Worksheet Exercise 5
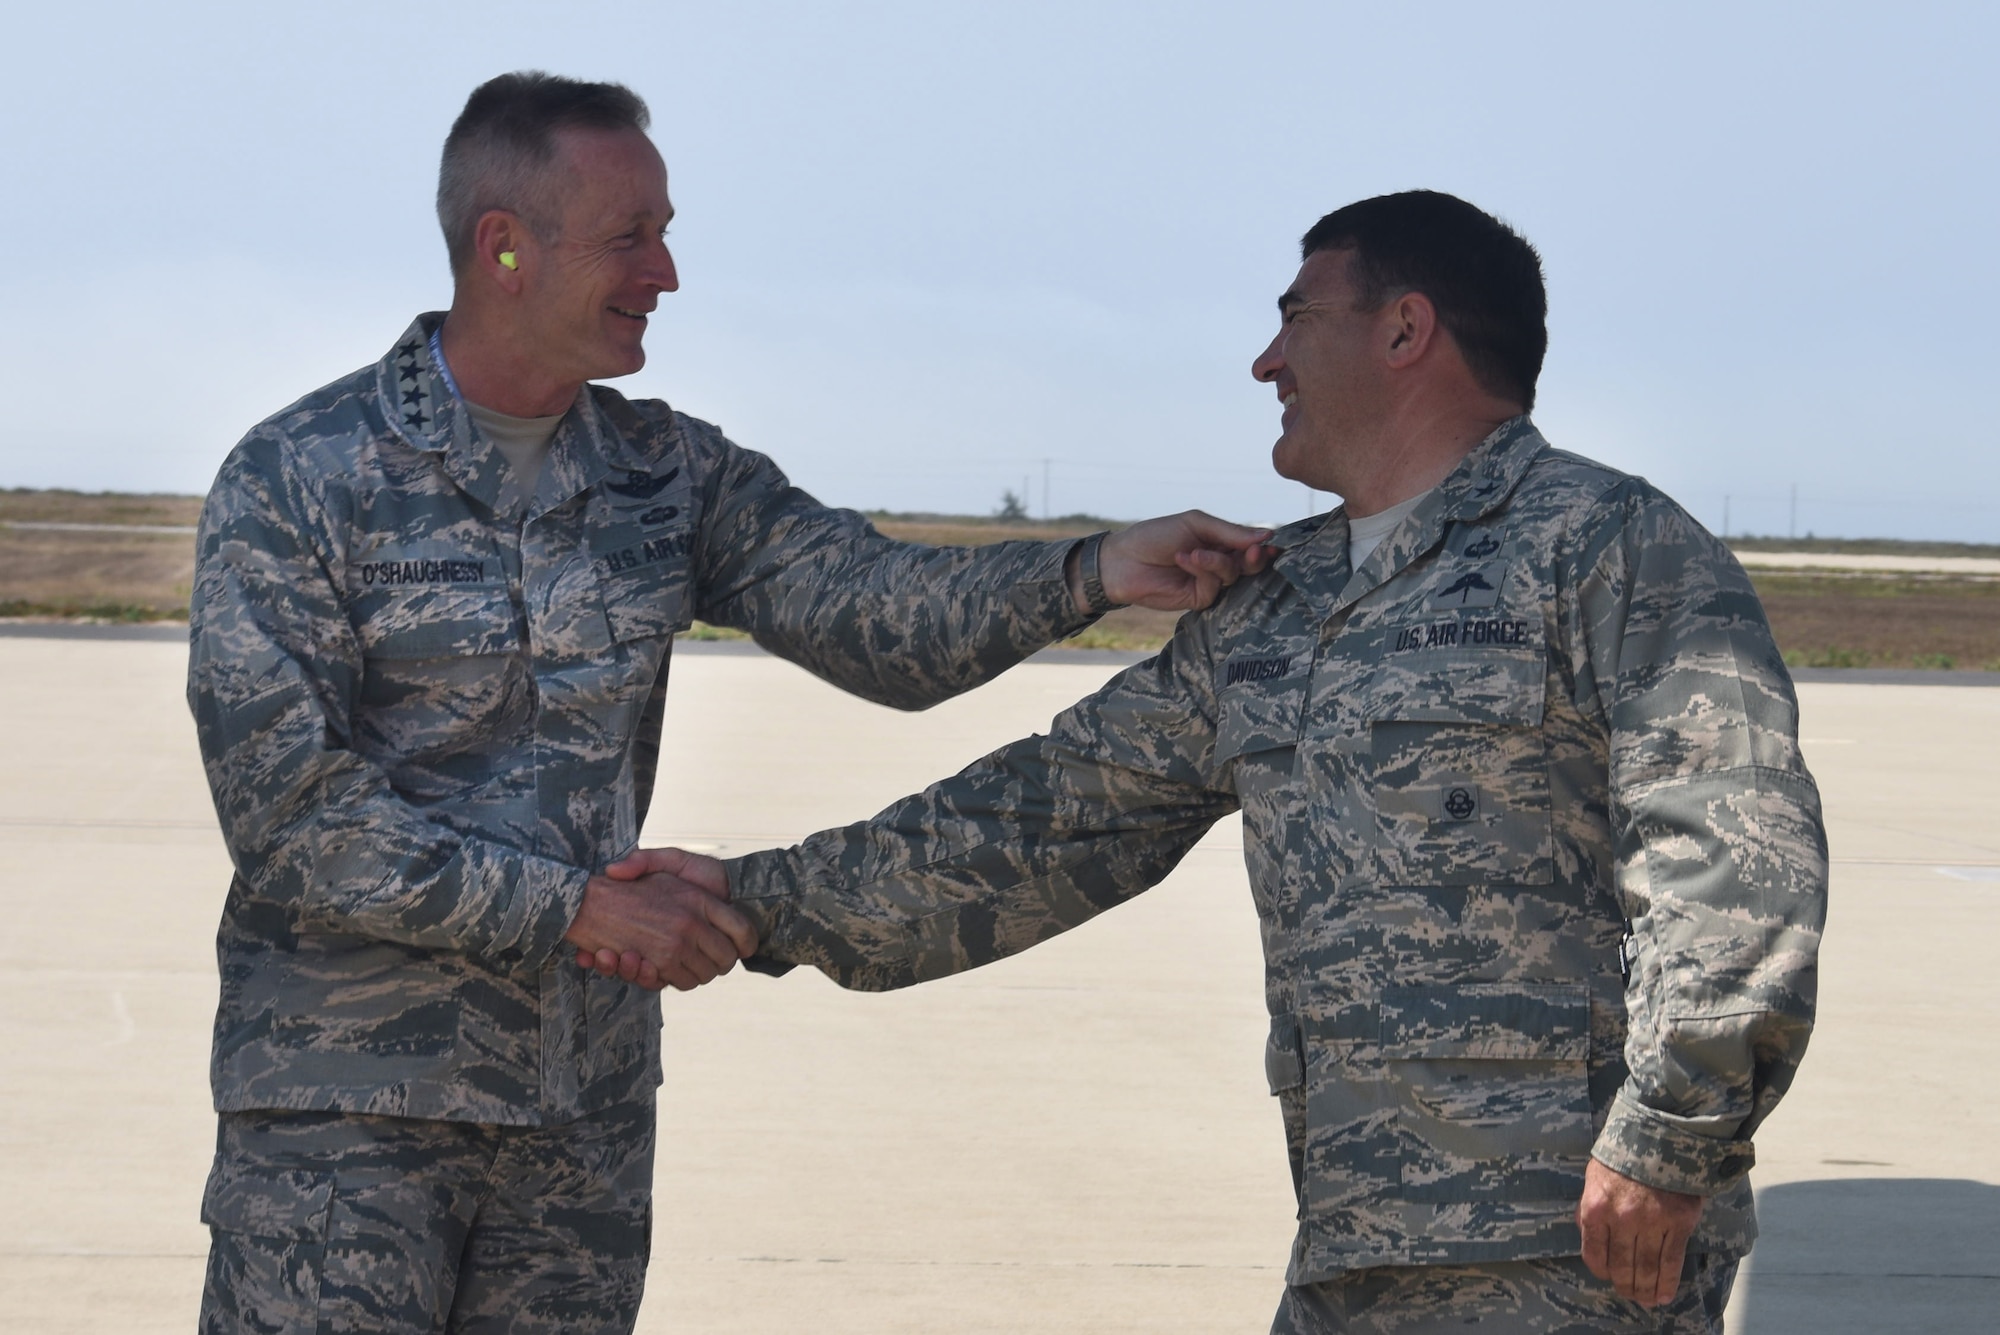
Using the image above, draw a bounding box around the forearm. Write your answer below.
[721,531,1093,709]
[729,641,1237,988]
[198,695,593,961]
[729,772,1221,990]
[1594,765,1827,1195]
[691,435,1095,710]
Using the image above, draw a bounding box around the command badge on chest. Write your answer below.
[1436,778,1481,823]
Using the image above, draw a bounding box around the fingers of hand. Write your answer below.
[685,920,741,980]
[681,850,731,899]
[1579,1218,1609,1281]
[660,960,703,992]
[1578,1191,1695,1308]
[1606,1221,1640,1302]
[1177,509,1273,546]
[1651,1233,1687,1307]
[579,945,666,992]
[605,847,730,899]
[706,897,760,958]
[600,848,667,880]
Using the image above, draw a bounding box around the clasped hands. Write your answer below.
[563,846,744,992]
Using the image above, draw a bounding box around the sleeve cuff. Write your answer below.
[1592,1089,1756,1197]
[724,847,803,946]
[483,853,592,965]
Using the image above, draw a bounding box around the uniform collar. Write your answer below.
[374,313,624,523]
[1272,415,1547,621]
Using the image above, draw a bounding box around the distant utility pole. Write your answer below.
[1790,485,1798,540]
[1040,458,1052,521]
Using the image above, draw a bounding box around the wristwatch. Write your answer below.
[1076,531,1119,616]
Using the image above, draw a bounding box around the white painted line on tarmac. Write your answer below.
[1936,866,2000,882]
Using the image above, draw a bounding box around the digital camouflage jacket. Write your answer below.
[189,313,1096,1126]
[729,418,1829,1282]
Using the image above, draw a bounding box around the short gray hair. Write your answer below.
[437,71,651,274]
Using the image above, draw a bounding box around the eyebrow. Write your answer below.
[1277,288,1303,315]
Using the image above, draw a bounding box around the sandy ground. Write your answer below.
[0,633,1994,1333]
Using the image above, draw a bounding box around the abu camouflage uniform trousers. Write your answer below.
[188,314,1101,1331]
[200,1102,653,1334]
[1269,1254,1737,1334]
[730,417,1827,1320]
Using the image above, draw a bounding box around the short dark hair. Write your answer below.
[1301,191,1546,410]
[437,72,651,274]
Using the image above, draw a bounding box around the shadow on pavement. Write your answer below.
[1735,1178,2000,1333]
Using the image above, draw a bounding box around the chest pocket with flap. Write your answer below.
[1366,648,1552,886]
[588,479,695,645]
[347,544,518,661]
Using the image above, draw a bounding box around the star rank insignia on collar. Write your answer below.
[395,351,432,434]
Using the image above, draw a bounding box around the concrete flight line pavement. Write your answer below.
[0,630,1994,1333]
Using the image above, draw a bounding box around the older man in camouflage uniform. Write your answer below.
[629,192,1828,1332]
[187,72,1272,1333]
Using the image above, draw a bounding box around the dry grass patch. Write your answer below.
[0,527,196,620]
[0,488,203,527]
[1751,572,2000,670]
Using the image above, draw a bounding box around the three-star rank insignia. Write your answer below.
[395,347,433,434]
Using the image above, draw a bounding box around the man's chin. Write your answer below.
[589,347,647,381]
[1271,436,1306,484]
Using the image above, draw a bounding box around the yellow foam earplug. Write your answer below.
[498,251,518,270]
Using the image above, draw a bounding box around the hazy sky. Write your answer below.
[4,1,1995,538]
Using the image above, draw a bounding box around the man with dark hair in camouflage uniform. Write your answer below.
[188,70,1273,1333]
[617,190,1829,1332]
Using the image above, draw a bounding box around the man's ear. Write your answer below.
[1382,291,1439,369]
[472,210,527,291]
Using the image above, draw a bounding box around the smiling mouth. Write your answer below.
[611,306,649,321]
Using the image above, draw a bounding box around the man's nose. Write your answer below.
[646,239,680,293]
[1251,334,1283,383]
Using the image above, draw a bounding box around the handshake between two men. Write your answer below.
[561,506,1278,991]
[565,845,745,991]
